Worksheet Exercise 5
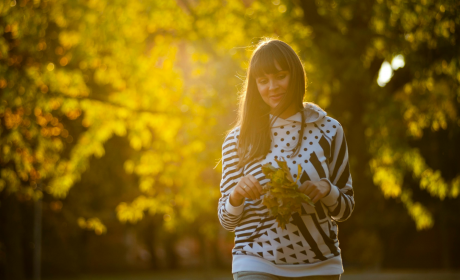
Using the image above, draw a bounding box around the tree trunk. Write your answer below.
[2,194,25,280]
[164,232,178,270]
[142,218,160,270]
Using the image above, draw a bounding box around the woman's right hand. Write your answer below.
[229,175,263,206]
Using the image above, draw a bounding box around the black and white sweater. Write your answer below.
[218,102,354,277]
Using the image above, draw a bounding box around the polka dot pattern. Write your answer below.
[236,108,343,265]
[262,114,340,181]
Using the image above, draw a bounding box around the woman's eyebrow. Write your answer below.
[255,70,288,79]
[264,70,289,75]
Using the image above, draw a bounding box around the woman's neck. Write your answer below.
[271,104,300,120]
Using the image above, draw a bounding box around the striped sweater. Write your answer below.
[217,102,354,277]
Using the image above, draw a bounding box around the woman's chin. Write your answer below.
[268,103,281,112]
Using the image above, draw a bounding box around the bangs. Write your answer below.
[250,44,290,78]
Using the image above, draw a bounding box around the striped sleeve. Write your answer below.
[320,124,355,222]
[217,129,245,232]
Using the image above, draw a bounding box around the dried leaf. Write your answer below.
[274,157,294,183]
[261,159,315,228]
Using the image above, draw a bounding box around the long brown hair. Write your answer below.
[230,38,308,169]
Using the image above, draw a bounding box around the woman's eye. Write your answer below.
[278,75,286,79]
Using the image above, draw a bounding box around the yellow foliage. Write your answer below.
[139,177,155,194]
[123,160,135,174]
[0,0,457,238]
[420,169,448,200]
[116,196,161,224]
[77,217,107,235]
[373,166,402,198]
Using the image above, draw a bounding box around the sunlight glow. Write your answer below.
[377,61,393,87]
[377,54,405,87]
[391,54,405,70]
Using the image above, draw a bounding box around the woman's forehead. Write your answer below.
[252,58,288,77]
[257,69,288,78]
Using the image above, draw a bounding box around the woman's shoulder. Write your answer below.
[223,126,241,145]
[314,115,343,137]
[317,115,342,126]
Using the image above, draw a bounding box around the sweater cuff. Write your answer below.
[319,178,340,207]
[225,198,245,216]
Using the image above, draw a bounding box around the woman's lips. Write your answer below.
[270,94,284,101]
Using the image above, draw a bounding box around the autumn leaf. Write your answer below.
[272,169,286,185]
[274,157,294,183]
[261,159,314,229]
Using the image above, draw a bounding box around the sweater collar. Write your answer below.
[269,102,327,128]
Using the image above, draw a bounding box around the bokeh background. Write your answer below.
[1,0,459,279]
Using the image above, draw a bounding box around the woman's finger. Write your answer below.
[241,179,257,200]
[239,183,253,200]
[302,182,317,197]
[247,181,260,200]
[311,193,322,204]
[248,175,263,195]
[235,179,250,198]
[307,189,318,200]
[298,181,311,193]
[248,175,262,196]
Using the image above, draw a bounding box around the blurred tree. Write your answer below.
[175,0,460,268]
[1,0,459,277]
[0,0,225,277]
[290,0,460,230]
[290,0,460,268]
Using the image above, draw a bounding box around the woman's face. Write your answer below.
[255,61,290,111]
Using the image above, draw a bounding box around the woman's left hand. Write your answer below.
[298,180,331,204]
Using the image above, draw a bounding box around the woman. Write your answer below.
[218,39,354,280]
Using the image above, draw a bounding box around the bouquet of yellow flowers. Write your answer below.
[261,157,315,229]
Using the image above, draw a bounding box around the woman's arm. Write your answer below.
[217,129,245,232]
[319,123,355,222]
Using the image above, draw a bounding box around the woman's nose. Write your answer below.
[268,79,278,90]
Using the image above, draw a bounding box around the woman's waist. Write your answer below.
[233,208,338,257]
[236,202,332,233]
[231,250,343,276]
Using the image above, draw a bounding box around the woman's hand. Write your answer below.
[229,175,263,206]
[298,179,331,204]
